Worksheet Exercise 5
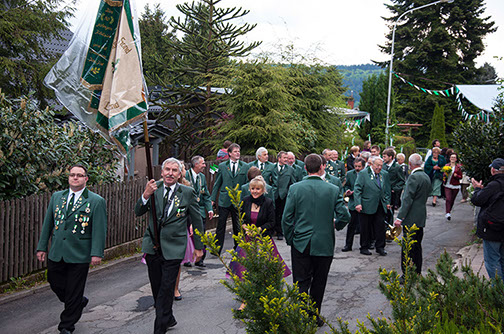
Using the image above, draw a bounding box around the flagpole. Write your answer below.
[143,120,160,251]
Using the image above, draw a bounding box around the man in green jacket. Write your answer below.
[323,149,338,177]
[287,151,306,182]
[271,151,296,240]
[354,156,391,256]
[394,154,431,276]
[331,150,346,183]
[282,154,350,326]
[37,164,107,334]
[186,155,214,267]
[342,157,366,252]
[248,147,274,184]
[211,143,249,253]
[136,158,204,333]
[383,148,406,220]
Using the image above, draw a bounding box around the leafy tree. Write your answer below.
[379,0,496,146]
[453,100,504,184]
[0,0,74,105]
[0,93,119,200]
[429,103,447,148]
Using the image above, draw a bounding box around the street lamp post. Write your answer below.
[385,0,454,145]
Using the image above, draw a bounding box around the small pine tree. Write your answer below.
[429,103,448,148]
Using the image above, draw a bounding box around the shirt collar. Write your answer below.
[69,187,85,201]
[190,168,198,181]
[411,167,423,173]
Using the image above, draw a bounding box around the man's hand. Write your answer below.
[394,219,402,228]
[344,190,353,196]
[355,204,362,213]
[471,178,483,189]
[193,249,204,263]
[386,204,391,210]
[90,256,102,266]
[36,251,46,262]
[143,179,158,200]
[208,211,214,220]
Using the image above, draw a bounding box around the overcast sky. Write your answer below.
[74,0,504,77]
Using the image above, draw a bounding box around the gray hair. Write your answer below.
[287,151,295,158]
[360,151,371,161]
[191,155,204,167]
[322,149,330,155]
[255,147,268,160]
[161,158,183,172]
[409,153,423,167]
[397,153,406,160]
[369,155,383,165]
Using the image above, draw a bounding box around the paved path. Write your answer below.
[0,194,483,333]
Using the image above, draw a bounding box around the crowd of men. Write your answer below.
[39,140,504,334]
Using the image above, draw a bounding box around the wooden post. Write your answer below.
[143,120,160,251]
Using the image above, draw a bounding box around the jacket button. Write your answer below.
[63,238,66,240]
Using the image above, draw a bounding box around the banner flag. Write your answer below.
[45,0,147,155]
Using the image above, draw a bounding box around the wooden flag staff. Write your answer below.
[143,119,160,251]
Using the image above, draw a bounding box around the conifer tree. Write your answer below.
[379,0,496,146]
[429,103,447,148]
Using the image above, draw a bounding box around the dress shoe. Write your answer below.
[167,317,177,329]
[432,201,436,207]
[174,294,182,301]
[341,246,352,252]
[81,296,89,309]
[277,235,284,240]
[183,262,192,267]
[194,260,206,268]
[316,317,324,327]
[377,249,387,256]
[360,249,372,255]
[60,329,72,334]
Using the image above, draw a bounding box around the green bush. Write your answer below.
[0,92,119,200]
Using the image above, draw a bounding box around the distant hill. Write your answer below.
[336,64,384,106]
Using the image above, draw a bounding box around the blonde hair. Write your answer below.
[432,147,441,154]
[249,176,267,194]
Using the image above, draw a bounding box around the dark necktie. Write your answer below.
[280,165,284,172]
[163,188,170,209]
[232,162,236,176]
[195,175,199,191]
[376,173,381,188]
[66,193,75,217]
[260,163,264,171]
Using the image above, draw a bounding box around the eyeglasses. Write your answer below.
[69,173,86,178]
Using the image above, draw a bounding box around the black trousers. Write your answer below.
[359,205,386,252]
[291,243,333,313]
[146,253,182,334]
[274,197,287,236]
[344,210,360,249]
[47,259,89,332]
[401,227,424,275]
[216,205,239,255]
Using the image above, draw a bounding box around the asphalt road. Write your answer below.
[0,193,475,334]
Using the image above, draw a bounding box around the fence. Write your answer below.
[0,179,149,283]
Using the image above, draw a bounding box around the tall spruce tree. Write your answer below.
[380,0,496,146]
[0,0,73,103]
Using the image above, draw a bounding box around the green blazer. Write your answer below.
[211,160,249,207]
[335,159,346,182]
[324,173,344,196]
[241,182,275,204]
[282,176,350,256]
[186,169,212,219]
[344,169,359,211]
[397,168,431,228]
[325,160,338,177]
[249,159,274,185]
[37,188,107,263]
[383,160,406,192]
[270,163,296,200]
[291,163,305,182]
[353,167,391,214]
[135,182,204,260]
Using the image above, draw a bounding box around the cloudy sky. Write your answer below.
[74,0,504,77]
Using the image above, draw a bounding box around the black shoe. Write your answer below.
[167,317,177,328]
[183,262,192,267]
[377,249,387,256]
[81,296,89,309]
[432,201,436,207]
[60,329,72,334]
[341,246,352,252]
[360,249,372,255]
[277,235,284,240]
[316,317,324,327]
[369,241,375,250]
[174,294,182,301]
[194,260,206,268]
